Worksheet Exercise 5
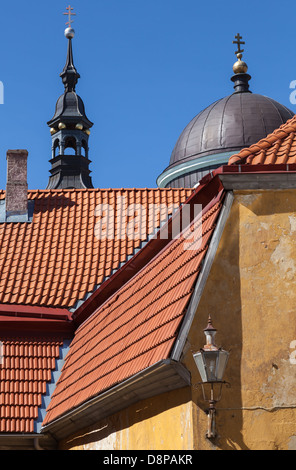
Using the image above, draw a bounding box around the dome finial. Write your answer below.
[63,4,76,39]
[231,33,251,93]
[232,33,248,74]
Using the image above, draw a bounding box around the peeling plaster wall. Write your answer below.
[184,189,296,450]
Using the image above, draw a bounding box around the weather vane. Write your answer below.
[232,33,245,56]
[63,5,76,28]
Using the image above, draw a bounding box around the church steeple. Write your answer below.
[47,7,94,190]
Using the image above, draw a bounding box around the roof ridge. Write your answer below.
[27,187,193,192]
[228,114,296,165]
[1,188,194,195]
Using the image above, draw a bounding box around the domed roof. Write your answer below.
[48,91,93,129]
[169,93,294,167]
[157,38,295,188]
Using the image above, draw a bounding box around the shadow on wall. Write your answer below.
[188,198,248,450]
[58,387,192,450]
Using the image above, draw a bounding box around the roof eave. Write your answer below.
[214,164,296,190]
[0,433,57,450]
[0,304,74,336]
[41,359,191,441]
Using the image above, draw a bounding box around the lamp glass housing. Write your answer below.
[193,349,229,383]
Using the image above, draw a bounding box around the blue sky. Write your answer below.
[0,0,295,190]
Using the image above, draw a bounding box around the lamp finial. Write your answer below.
[203,315,218,350]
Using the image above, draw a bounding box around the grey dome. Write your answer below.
[170,93,294,166]
[157,75,294,188]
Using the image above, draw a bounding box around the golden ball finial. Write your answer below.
[233,53,248,74]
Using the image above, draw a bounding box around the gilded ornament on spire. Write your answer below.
[232,33,248,74]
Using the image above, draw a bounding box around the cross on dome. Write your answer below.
[232,33,245,55]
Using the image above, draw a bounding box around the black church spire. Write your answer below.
[47,7,94,190]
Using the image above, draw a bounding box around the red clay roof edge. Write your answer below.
[213,163,296,175]
[0,304,73,336]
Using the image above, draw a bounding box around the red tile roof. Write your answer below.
[0,335,64,433]
[42,192,224,426]
[0,305,72,433]
[228,115,296,165]
[0,188,193,309]
[0,187,193,434]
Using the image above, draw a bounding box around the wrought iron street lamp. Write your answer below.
[193,315,229,439]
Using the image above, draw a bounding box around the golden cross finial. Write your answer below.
[63,5,76,28]
[232,33,245,56]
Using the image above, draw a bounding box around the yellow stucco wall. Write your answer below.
[59,387,193,450]
[59,189,296,450]
[184,189,296,450]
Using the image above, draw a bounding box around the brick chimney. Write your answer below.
[6,150,28,219]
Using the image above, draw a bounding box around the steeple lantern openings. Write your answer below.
[47,6,94,190]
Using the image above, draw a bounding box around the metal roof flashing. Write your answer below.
[0,200,34,223]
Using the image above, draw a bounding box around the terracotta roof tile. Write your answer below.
[228,115,296,165]
[0,188,193,309]
[42,195,223,426]
[0,336,65,433]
